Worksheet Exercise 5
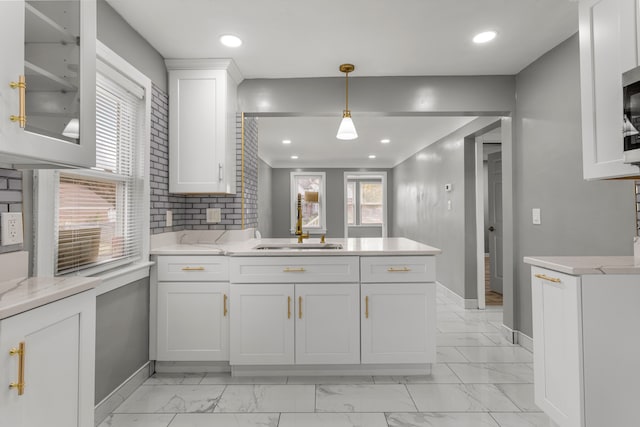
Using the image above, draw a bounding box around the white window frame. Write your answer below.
[290,171,327,235]
[34,41,152,295]
[343,171,387,238]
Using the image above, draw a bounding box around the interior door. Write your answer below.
[487,151,503,294]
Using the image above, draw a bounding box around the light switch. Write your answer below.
[447,200,452,211]
[532,208,541,225]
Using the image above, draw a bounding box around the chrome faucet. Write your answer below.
[295,193,309,243]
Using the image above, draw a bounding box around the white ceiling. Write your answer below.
[106,0,578,167]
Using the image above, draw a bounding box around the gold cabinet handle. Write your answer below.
[287,296,292,319]
[9,342,25,396]
[298,296,302,319]
[9,76,26,128]
[365,296,369,319]
[388,267,411,272]
[223,294,228,316]
[535,273,561,283]
[182,266,205,271]
[283,267,305,273]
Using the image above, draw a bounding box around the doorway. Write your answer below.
[343,172,387,238]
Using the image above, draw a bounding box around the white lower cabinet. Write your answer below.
[157,282,229,361]
[361,283,436,364]
[230,284,295,365]
[0,290,95,427]
[531,266,640,427]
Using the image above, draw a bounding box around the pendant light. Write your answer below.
[336,63,358,140]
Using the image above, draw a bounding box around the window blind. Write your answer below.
[55,69,144,274]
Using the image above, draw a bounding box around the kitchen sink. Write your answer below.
[253,243,343,250]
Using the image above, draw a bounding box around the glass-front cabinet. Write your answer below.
[0,0,96,168]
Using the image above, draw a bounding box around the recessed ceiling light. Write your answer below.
[291,155,299,159]
[368,155,376,159]
[380,139,390,144]
[220,34,243,48]
[473,31,497,44]
[282,139,292,144]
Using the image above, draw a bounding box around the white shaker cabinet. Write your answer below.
[0,290,95,427]
[0,0,96,169]
[155,256,230,361]
[531,266,640,427]
[579,0,640,179]
[165,59,243,194]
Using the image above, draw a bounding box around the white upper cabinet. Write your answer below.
[0,0,96,169]
[165,59,243,194]
[579,0,640,179]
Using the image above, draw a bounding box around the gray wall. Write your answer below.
[392,118,500,299]
[97,0,167,90]
[95,278,149,404]
[513,34,635,337]
[271,168,393,238]
[258,159,273,238]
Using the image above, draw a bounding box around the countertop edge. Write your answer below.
[524,256,640,275]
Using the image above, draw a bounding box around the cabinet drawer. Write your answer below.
[157,256,229,281]
[230,256,359,283]
[360,256,435,283]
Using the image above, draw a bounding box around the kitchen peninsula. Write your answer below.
[150,233,441,376]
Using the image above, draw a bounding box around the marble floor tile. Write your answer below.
[97,414,175,427]
[490,412,559,427]
[144,373,204,385]
[437,303,464,313]
[114,385,226,413]
[214,384,315,413]
[279,413,388,427]
[169,413,279,427]
[483,332,518,346]
[200,374,287,385]
[387,412,500,427]
[373,364,461,384]
[316,384,417,412]
[437,332,501,347]
[407,383,519,412]
[496,383,541,412]
[437,346,468,362]
[438,320,500,333]
[448,363,534,384]
[437,311,464,321]
[456,346,533,363]
[286,375,374,384]
[456,310,504,322]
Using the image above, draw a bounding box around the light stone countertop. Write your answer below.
[0,276,100,320]
[150,237,442,257]
[523,256,640,275]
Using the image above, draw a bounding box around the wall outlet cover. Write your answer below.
[166,210,173,227]
[1,212,24,246]
[532,208,541,225]
[206,208,221,223]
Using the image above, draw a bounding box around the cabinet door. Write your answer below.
[168,68,234,194]
[230,284,294,365]
[0,290,95,427]
[579,0,640,179]
[157,282,230,361]
[531,268,583,427]
[295,283,360,365]
[0,0,96,168]
[361,283,436,364]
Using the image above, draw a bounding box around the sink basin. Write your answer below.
[253,243,343,250]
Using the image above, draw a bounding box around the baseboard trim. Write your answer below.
[499,324,533,352]
[94,362,152,426]
[437,282,478,309]
[500,323,517,344]
[155,360,231,374]
[517,331,534,353]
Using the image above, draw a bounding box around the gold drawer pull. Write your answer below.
[287,296,292,319]
[283,267,305,273]
[9,76,26,128]
[365,296,369,319]
[535,273,561,283]
[299,296,302,319]
[182,266,205,271]
[223,294,228,316]
[9,342,25,396]
[388,267,411,272]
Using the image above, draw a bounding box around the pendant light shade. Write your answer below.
[62,118,80,139]
[337,64,357,140]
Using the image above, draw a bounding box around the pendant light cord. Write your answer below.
[345,71,349,113]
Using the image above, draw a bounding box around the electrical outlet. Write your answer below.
[1,212,24,246]
[532,208,541,225]
[166,210,173,227]
[206,208,221,223]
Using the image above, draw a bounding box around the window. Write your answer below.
[290,172,326,234]
[35,42,150,279]
[347,179,384,225]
